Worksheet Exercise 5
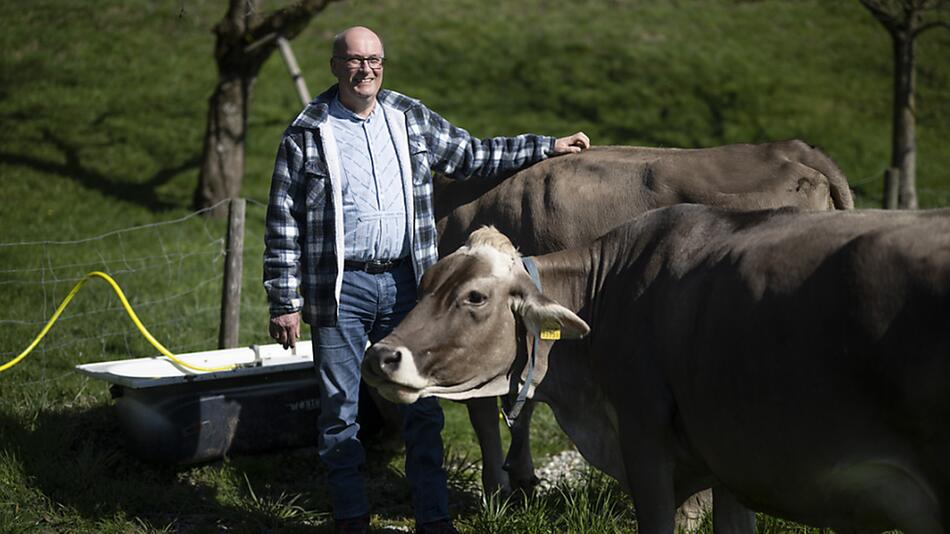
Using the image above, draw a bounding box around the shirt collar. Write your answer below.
[329,94,378,123]
[289,86,418,131]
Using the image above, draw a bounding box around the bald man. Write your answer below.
[263,26,589,534]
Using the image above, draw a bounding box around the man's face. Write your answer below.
[331,31,385,105]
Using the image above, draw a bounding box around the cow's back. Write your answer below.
[435,141,853,257]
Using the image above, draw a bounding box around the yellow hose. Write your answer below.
[0,271,235,374]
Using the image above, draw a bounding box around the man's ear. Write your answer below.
[513,291,590,340]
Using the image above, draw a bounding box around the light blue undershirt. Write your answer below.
[327,96,409,262]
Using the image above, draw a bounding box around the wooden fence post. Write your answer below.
[883,167,899,209]
[244,33,311,106]
[219,198,246,349]
[276,36,311,106]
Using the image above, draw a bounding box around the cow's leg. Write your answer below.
[618,418,676,534]
[712,486,755,534]
[465,397,510,496]
[502,399,539,494]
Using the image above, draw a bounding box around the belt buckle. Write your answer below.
[365,259,390,274]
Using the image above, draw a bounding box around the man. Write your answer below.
[263,26,589,534]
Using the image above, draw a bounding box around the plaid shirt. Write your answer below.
[264,85,555,326]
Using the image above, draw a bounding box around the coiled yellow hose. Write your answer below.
[0,271,235,374]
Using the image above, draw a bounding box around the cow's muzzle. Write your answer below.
[363,343,402,378]
[362,342,428,404]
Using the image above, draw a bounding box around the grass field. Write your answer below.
[1,0,949,532]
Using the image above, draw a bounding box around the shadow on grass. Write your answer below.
[0,402,480,533]
[0,124,199,213]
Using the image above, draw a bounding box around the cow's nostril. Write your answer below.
[383,349,402,366]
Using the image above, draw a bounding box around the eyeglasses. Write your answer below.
[333,55,385,69]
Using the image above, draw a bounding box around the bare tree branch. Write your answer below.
[224,0,342,69]
[914,19,950,34]
[250,0,343,48]
[860,0,901,30]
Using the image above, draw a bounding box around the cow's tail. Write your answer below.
[791,140,855,210]
[826,166,855,210]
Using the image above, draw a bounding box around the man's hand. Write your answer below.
[270,312,301,349]
[551,132,591,156]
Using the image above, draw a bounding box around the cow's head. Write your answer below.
[362,227,589,404]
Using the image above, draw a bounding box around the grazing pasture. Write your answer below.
[1,0,948,531]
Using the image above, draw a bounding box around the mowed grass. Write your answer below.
[1,0,949,532]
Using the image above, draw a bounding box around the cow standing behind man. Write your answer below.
[431,140,853,513]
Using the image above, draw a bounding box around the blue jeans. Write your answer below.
[312,261,449,523]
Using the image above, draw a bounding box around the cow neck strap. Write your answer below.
[503,256,541,428]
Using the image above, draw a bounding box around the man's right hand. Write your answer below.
[551,132,591,155]
[269,312,301,349]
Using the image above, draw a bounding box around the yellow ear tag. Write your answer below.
[540,328,561,341]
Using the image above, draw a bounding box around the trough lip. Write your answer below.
[74,341,314,389]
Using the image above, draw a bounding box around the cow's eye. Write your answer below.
[465,290,488,306]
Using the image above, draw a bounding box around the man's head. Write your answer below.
[330,26,385,112]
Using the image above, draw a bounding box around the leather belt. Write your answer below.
[343,257,407,274]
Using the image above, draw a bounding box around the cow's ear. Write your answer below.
[514,291,590,340]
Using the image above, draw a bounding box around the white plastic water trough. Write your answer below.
[76,342,314,388]
[75,342,322,464]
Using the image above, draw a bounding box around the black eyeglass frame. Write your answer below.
[333,55,385,69]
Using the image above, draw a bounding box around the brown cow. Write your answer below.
[365,205,950,534]
[436,140,853,257]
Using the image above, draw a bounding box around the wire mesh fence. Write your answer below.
[0,201,275,406]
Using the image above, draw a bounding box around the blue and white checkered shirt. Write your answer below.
[264,85,556,326]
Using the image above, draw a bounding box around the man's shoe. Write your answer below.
[415,518,460,534]
[335,514,370,534]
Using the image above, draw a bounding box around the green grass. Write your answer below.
[460,473,637,534]
[1,0,949,531]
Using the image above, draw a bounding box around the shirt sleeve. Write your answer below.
[263,132,305,317]
[421,105,556,180]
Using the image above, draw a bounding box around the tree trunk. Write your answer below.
[194,74,253,218]
[192,0,338,216]
[194,0,262,217]
[891,31,918,209]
